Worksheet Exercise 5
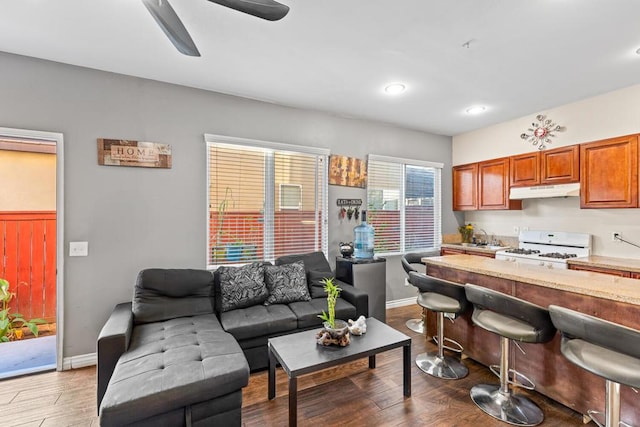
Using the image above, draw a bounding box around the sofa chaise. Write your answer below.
[97,251,369,426]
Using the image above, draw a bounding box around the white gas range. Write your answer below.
[495,230,591,270]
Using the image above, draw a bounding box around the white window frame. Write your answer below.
[204,134,329,268]
[367,154,443,256]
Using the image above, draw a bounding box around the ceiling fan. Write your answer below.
[141,0,290,57]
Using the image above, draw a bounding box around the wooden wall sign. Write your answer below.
[329,154,367,188]
[97,139,172,168]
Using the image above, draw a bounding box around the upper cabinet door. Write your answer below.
[541,145,579,184]
[452,163,478,211]
[510,152,540,187]
[478,157,522,210]
[580,135,638,208]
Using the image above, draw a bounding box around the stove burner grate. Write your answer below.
[538,252,578,259]
[505,248,540,255]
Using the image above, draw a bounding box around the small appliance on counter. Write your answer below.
[339,242,354,258]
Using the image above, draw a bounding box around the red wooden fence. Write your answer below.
[0,211,56,322]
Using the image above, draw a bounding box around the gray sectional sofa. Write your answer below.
[97,251,369,426]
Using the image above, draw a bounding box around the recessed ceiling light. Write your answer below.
[466,105,486,115]
[384,83,406,95]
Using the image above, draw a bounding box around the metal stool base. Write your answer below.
[415,352,468,380]
[405,318,425,334]
[470,384,544,426]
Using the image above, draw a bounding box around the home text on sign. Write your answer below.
[110,145,159,162]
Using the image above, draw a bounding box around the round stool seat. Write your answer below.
[411,272,469,380]
[465,283,556,426]
[466,284,556,343]
[417,292,461,314]
[550,305,640,426]
[402,251,439,334]
[549,304,640,388]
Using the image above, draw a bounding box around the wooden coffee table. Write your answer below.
[267,317,411,426]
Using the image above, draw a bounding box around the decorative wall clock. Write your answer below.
[520,114,565,150]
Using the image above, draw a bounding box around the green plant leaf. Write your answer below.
[27,322,39,337]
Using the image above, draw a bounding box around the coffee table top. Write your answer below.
[268,317,411,377]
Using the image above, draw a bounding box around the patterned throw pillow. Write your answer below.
[264,261,311,305]
[218,262,268,312]
[307,270,335,299]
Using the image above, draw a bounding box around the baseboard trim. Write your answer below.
[62,352,96,370]
[386,297,416,309]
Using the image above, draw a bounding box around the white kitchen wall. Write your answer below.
[453,84,640,258]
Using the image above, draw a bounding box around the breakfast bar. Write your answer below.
[422,254,640,424]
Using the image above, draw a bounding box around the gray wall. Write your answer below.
[0,52,454,358]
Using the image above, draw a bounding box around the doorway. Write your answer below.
[0,127,63,378]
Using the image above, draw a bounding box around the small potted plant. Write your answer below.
[317,278,349,345]
[1,278,45,342]
[458,223,474,246]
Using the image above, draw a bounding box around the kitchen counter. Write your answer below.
[568,255,640,273]
[421,254,640,423]
[422,254,640,305]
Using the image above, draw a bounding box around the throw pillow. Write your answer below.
[264,261,311,305]
[217,262,268,312]
[307,270,335,299]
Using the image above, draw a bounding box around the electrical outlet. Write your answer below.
[522,226,529,232]
[513,226,520,234]
[612,232,621,242]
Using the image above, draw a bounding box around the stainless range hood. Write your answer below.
[509,183,580,200]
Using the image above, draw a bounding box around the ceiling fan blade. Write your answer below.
[207,0,289,21]
[142,0,200,57]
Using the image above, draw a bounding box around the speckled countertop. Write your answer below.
[568,255,640,273]
[440,243,511,255]
[422,254,640,305]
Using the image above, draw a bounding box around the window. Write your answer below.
[366,154,442,255]
[279,184,302,210]
[206,135,328,267]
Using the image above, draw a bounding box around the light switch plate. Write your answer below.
[69,241,89,257]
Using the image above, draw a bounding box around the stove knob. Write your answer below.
[546,263,553,269]
[539,261,545,267]
[510,257,517,262]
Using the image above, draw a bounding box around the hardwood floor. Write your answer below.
[1,305,584,426]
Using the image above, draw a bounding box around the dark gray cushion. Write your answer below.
[132,269,214,324]
[217,262,268,312]
[220,304,297,340]
[264,261,311,305]
[288,298,357,329]
[417,292,462,314]
[307,270,334,299]
[275,251,331,272]
[99,314,249,426]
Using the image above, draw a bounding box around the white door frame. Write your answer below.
[0,126,64,371]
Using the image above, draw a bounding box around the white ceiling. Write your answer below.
[1,0,640,136]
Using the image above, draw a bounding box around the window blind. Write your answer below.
[367,154,442,255]
[206,136,328,267]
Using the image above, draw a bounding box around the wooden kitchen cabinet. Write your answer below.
[478,157,522,210]
[510,152,540,187]
[631,272,640,279]
[440,247,465,256]
[440,246,496,258]
[541,145,580,184]
[580,135,639,208]
[452,163,478,210]
[510,145,579,187]
[568,264,631,278]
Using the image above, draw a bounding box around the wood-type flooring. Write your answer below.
[1,304,585,426]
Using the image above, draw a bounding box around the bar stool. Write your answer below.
[410,272,468,379]
[549,305,640,427]
[402,251,440,333]
[465,284,556,426]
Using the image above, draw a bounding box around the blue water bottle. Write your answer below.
[353,210,375,259]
